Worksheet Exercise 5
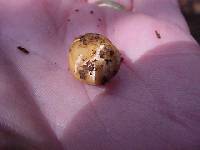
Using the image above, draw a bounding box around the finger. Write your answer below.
[133,0,189,31]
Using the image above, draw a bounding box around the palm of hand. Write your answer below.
[0,0,200,149]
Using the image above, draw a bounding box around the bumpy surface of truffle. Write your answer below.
[69,33,121,85]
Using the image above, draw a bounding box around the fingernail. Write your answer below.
[95,0,125,10]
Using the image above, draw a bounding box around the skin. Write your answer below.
[0,0,200,149]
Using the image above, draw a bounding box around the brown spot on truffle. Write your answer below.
[100,50,106,58]
[95,35,100,40]
[83,61,95,71]
[92,50,96,55]
[92,59,97,62]
[155,30,161,39]
[98,18,102,22]
[79,70,87,79]
[105,46,114,56]
[109,50,114,56]
[101,76,108,85]
[80,36,87,45]
[67,19,71,22]
[96,64,103,71]
[17,46,29,54]
[105,59,112,64]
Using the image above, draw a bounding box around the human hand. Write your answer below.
[0,0,200,149]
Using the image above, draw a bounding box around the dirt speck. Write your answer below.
[90,10,94,14]
[75,9,79,12]
[155,30,161,39]
[79,70,87,80]
[17,46,29,54]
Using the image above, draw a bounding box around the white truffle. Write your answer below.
[69,33,121,85]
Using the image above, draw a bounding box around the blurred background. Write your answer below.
[179,0,200,43]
